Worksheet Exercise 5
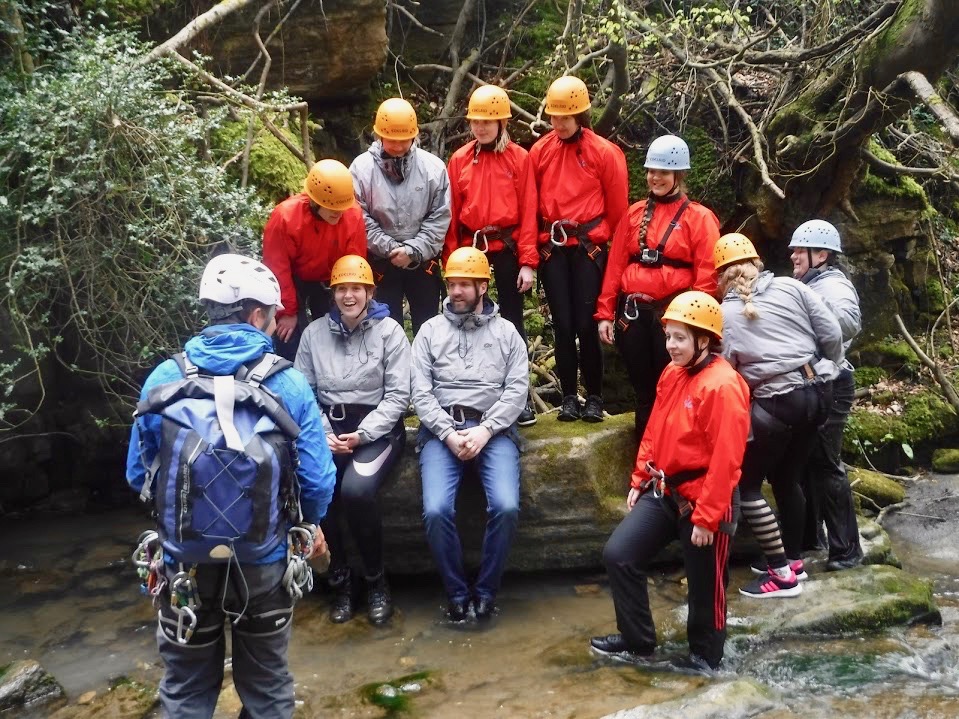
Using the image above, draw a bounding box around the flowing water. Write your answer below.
[2,505,959,718]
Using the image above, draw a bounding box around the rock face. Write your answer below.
[179,0,388,103]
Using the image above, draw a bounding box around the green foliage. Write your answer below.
[845,390,958,458]
[0,30,268,425]
[859,141,928,204]
[82,0,175,24]
[683,125,736,221]
[853,366,887,388]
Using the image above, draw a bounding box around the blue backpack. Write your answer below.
[135,352,301,564]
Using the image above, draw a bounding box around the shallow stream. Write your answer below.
[2,502,958,718]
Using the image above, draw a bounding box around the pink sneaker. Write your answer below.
[739,568,803,598]
[749,558,807,580]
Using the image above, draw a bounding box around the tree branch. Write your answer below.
[902,70,959,144]
[894,313,959,415]
[389,1,444,38]
[862,148,959,181]
[449,0,478,67]
[143,0,262,64]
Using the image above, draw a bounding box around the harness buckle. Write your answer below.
[327,403,347,422]
[550,220,572,247]
[640,248,661,265]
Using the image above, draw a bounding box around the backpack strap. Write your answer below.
[239,353,292,389]
[172,352,200,378]
[629,198,693,268]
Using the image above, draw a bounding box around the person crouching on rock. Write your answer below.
[294,255,411,626]
[590,291,749,671]
[412,247,529,622]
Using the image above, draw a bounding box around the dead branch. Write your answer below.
[902,71,959,145]
[241,0,276,188]
[427,47,481,155]
[449,0,479,67]
[412,64,540,125]
[876,500,907,525]
[894,313,959,414]
[239,0,305,82]
[862,148,959,181]
[144,0,262,64]
[560,0,584,68]
[390,1,444,38]
[594,36,628,136]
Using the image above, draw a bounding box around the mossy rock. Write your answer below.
[848,467,906,507]
[211,119,308,205]
[853,366,887,388]
[599,679,784,719]
[0,660,64,713]
[843,390,958,462]
[931,448,959,473]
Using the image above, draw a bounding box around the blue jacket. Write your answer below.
[125,323,336,564]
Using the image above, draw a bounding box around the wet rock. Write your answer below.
[931,448,959,473]
[0,660,64,712]
[600,678,786,718]
[882,473,959,569]
[848,467,907,507]
[860,516,900,567]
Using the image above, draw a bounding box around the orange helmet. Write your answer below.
[304,159,355,211]
[545,76,591,116]
[330,255,375,287]
[374,98,418,141]
[467,85,511,120]
[714,232,759,270]
[661,291,723,339]
[445,247,491,280]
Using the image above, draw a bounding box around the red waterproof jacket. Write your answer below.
[528,128,628,248]
[630,356,750,533]
[444,141,539,269]
[261,193,367,318]
[595,196,720,321]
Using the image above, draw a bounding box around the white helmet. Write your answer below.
[789,220,842,253]
[644,135,691,171]
[199,254,284,310]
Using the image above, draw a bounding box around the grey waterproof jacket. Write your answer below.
[412,297,529,441]
[721,271,843,398]
[349,141,452,262]
[803,265,861,368]
[294,304,411,444]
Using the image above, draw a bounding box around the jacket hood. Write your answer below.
[184,323,275,374]
[370,140,416,184]
[328,299,392,336]
[441,295,499,329]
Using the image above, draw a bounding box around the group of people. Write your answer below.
[125,74,866,717]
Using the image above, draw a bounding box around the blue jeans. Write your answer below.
[419,422,520,603]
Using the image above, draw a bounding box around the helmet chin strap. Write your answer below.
[683,337,711,369]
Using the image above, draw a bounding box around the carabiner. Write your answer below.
[327,403,346,422]
[645,461,665,498]
[550,220,569,247]
[622,295,641,321]
[472,230,490,254]
[450,406,467,427]
[288,524,315,559]
[173,604,197,645]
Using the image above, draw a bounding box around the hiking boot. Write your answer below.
[517,403,537,427]
[749,557,808,580]
[366,572,394,625]
[668,653,717,674]
[474,596,497,622]
[826,555,862,572]
[447,598,471,622]
[328,568,354,623]
[739,568,802,598]
[557,395,580,422]
[582,395,604,423]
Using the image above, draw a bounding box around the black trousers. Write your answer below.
[603,491,732,669]
[540,244,604,397]
[273,279,331,361]
[323,414,406,577]
[741,382,831,559]
[615,305,671,438]
[488,249,528,343]
[374,260,442,336]
[802,369,862,562]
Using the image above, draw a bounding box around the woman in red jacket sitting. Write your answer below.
[590,291,750,671]
[595,135,720,438]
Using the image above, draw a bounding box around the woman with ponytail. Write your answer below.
[714,233,843,598]
[445,84,538,425]
[595,135,720,439]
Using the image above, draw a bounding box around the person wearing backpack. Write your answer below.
[595,135,720,439]
[262,159,368,362]
[126,253,335,719]
[294,255,411,626]
[412,247,529,622]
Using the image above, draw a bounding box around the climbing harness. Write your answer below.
[539,217,604,264]
[627,198,692,269]
[642,461,738,535]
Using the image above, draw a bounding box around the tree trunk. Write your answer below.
[752,0,959,238]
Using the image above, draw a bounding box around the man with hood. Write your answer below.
[126,254,335,718]
[349,97,452,334]
[412,247,529,622]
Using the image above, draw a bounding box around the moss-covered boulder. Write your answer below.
[932,448,959,473]
[600,679,784,719]
[379,414,637,573]
[848,467,907,507]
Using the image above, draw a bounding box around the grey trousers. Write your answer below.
[155,559,296,719]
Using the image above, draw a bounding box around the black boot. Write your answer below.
[366,571,394,625]
[328,568,353,624]
[557,394,580,422]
